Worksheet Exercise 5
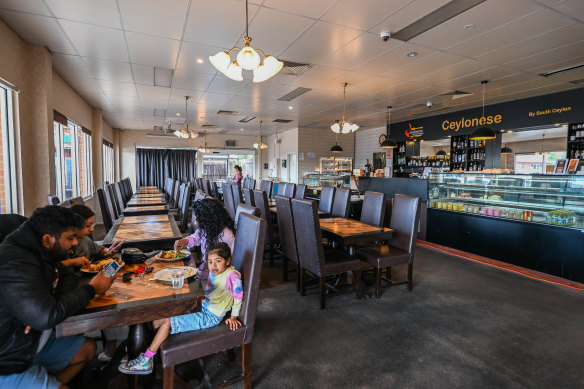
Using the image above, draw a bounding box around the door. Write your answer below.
[287,153,298,183]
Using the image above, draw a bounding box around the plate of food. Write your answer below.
[155,249,190,261]
[153,266,198,282]
[80,258,121,274]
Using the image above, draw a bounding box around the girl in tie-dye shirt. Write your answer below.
[119,243,243,375]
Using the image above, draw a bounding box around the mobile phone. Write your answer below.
[103,261,124,278]
[106,240,124,255]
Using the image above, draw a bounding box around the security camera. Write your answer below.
[426,101,432,108]
[380,31,391,42]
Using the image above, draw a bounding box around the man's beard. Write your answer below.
[47,240,70,261]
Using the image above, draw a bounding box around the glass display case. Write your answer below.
[428,173,584,229]
[303,173,350,188]
[319,157,353,174]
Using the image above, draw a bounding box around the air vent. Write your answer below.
[216,110,239,115]
[278,87,311,101]
[217,129,229,134]
[238,116,256,123]
[225,140,236,147]
[153,125,163,131]
[280,60,311,75]
[201,124,218,128]
[439,90,473,99]
[273,119,293,123]
[154,108,166,117]
[540,64,584,84]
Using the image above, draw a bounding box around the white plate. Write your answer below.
[153,250,190,262]
[153,266,198,282]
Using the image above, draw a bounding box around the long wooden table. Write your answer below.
[131,193,165,199]
[102,214,181,251]
[319,218,393,255]
[126,197,167,207]
[137,186,162,195]
[122,205,169,216]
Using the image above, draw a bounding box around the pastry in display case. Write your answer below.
[428,173,584,229]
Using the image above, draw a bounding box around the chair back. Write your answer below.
[245,178,256,190]
[209,181,220,199]
[106,184,121,218]
[331,187,350,218]
[194,189,206,202]
[361,191,386,227]
[243,187,255,206]
[231,213,266,341]
[295,184,306,199]
[114,182,125,208]
[234,203,260,229]
[125,178,134,197]
[277,182,287,196]
[69,197,85,206]
[284,183,296,198]
[222,182,236,219]
[390,194,421,258]
[259,180,273,198]
[178,184,192,232]
[47,195,60,205]
[120,179,131,204]
[291,199,324,277]
[275,196,299,265]
[252,189,274,244]
[164,178,173,200]
[172,180,181,208]
[318,186,335,214]
[231,184,243,212]
[97,187,114,231]
[204,180,212,195]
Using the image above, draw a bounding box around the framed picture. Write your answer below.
[553,159,567,174]
[567,159,579,174]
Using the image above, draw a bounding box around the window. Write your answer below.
[103,140,114,184]
[54,115,93,200]
[515,151,566,174]
[202,153,254,182]
[0,83,17,214]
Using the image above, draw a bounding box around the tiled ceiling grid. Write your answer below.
[0,0,582,136]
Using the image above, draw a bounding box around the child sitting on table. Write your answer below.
[118,242,243,375]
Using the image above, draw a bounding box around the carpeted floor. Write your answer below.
[183,244,584,389]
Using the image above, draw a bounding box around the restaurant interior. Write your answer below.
[1,0,584,388]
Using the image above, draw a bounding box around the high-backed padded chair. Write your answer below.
[234,203,260,229]
[291,198,363,309]
[360,191,386,227]
[47,195,60,205]
[0,214,27,244]
[277,182,287,196]
[194,189,206,203]
[245,178,256,190]
[357,194,421,297]
[275,195,300,288]
[113,182,125,209]
[97,187,114,232]
[318,186,335,216]
[210,181,220,200]
[124,178,134,197]
[159,213,266,389]
[260,180,273,199]
[204,180,212,195]
[231,184,244,214]
[253,189,278,265]
[284,183,296,198]
[177,184,192,233]
[106,184,121,219]
[243,187,255,206]
[222,183,236,219]
[295,184,306,199]
[69,196,85,206]
[171,180,181,209]
[330,187,350,218]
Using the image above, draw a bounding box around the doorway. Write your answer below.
[287,153,297,183]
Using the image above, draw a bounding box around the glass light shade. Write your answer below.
[350,123,359,132]
[263,55,283,75]
[224,62,243,81]
[190,131,198,139]
[236,46,261,70]
[209,51,230,73]
[330,122,340,133]
[253,142,259,149]
[174,130,182,137]
[341,122,352,134]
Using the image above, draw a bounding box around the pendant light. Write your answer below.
[500,144,513,154]
[469,81,496,140]
[330,83,359,134]
[253,120,268,149]
[380,106,397,148]
[174,96,198,139]
[436,148,447,156]
[208,0,283,82]
[198,130,211,153]
[330,130,343,153]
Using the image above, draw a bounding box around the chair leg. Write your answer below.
[242,343,252,389]
[269,243,274,266]
[355,269,362,300]
[296,262,301,292]
[407,263,413,291]
[375,267,382,298]
[283,257,288,282]
[163,365,174,389]
[301,269,306,296]
[319,276,326,309]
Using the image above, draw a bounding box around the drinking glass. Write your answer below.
[171,270,184,289]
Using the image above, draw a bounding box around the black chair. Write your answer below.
[277,182,287,196]
[159,213,266,389]
[243,187,255,206]
[97,187,114,232]
[231,184,244,214]
[361,191,386,227]
[222,183,236,219]
[209,181,220,200]
[284,183,296,198]
[330,187,350,218]
[106,184,121,219]
[113,182,125,209]
[47,195,60,205]
[357,194,421,297]
[177,184,192,233]
[253,189,278,265]
[260,180,273,199]
[295,184,306,199]
[69,196,85,206]
[291,198,363,309]
[234,203,260,229]
[0,214,27,243]
[318,186,335,216]
[275,195,301,289]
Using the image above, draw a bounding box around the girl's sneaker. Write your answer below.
[118,353,153,375]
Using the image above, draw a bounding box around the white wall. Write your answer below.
[264,128,299,182]
[355,126,384,171]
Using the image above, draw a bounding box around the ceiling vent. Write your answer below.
[216,110,239,115]
[201,124,218,128]
[439,90,473,99]
[238,116,256,123]
[278,87,312,101]
[280,60,311,76]
[273,119,293,123]
[225,140,236,147]
[539,64,584,84]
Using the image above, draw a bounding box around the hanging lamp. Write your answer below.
[198,130,211,153]
[330,130,343,153]
[174,96,198,139]
[380,106,397,148]
[208,0,283,82]
[330,83,359,134]
[500,144,513,154]
[470,81,496,140]
[253,120,268,149]
[436,148,447,156]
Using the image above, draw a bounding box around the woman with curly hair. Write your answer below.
[173,198,235,271]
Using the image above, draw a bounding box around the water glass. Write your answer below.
[171,270,184,289]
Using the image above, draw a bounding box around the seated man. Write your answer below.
[0,205,114,389]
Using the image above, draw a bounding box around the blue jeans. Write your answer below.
[170,304,222,334]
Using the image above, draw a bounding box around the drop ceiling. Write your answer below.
[0,0,583,136]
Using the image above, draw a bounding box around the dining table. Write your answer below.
[122,205,169,216]
[131,193,165,199]
[126,196,167,207]
[137,186,161,194]
[319,218,393,255]
[102,214,182,251]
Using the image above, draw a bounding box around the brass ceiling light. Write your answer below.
[174,96,198,139]
[198,130,211,153]
[469,80,496,140]
[380,106,397,148]
[253,120,268,149]
[331,83,359,134]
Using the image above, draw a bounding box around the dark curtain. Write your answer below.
[136,148,197,188]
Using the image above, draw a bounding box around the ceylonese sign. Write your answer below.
[442,114,502,132]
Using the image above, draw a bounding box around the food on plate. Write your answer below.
[155,267,197,281]
[159,250,189,259]
[83,258,120,272]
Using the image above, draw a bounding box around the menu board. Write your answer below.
[553,159,567,174]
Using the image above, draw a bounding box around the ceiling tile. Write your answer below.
[172,70,214,92]
[64,75,104,94]
[385,52,467,80]
[0,0,52,16]
[60,20,129,61]
[136,85,171,101]
[198,92,238,107]
[322,0,410,31]
[97,80,138,96]
[551,0,584,22]
[45,0,121,28]
[285,65,346,89]
[262,0,336,18]
[83,57,134,82]
[52,54,93,78]
[205,75,248,94]
[132,64,154,85]
[0,10,76,54]
[118,0,188,39]
[505,41,584,72]
[175,41,223,74]
[125,32,180,68]
[371,0,451,35]
[353,42,434,75]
